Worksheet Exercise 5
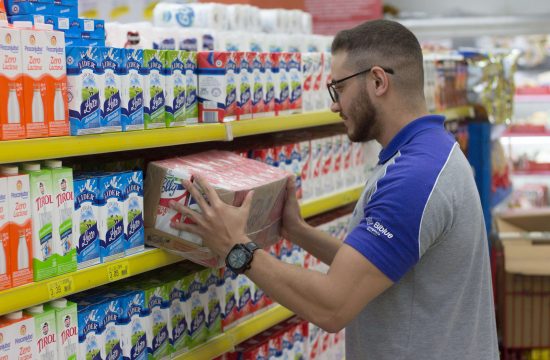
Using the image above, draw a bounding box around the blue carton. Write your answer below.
[121,49,145,131]
[98,295,123,360]
[5,0,53,16]
[76,299,103,360]
[97,173,126,262]
[74,176,100,269]
[101,48,124,132]
[117,290,148,360]
[122,171,144,256]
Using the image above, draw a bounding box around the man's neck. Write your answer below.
[377,104,430,147]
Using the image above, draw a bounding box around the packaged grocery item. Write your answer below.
[224,51,241,121]
[76,299,102,360]
[299,140,313,201]
[220,267,239,330]
[312,52,325,111]
[25,304,57,360]
[44,298,78,360]
[0,317,12,360]
[117,290,147,360]
[302,53,315,112]
[251,52,264,117]
[144,150,289,267]
[276,52,290,115]
[3,311,36,360]
[66,46,103,135]
[201,268,222,340]
[322,137,335,194]
[121,48,145,131]
[288,52,302,114]
[101,47,123,132]
[238,52,255,120]
[73,176,100,269]
[263,52,277,117]
[0,166,33,287]
[166,277,189,356]
[97,173,125,262]
[184,51,198,124]
[236,274,253,323]
[143,49,166,129]
[164,50,187,127]
[5,0,51,16]
[310,139,324,198]
[0,25,25,140]
[342,136,355,187]
[0,177,11,290]
[21,163,56,281]
[143,280,170,359]
[186,271,207,348]
[99,295,123,360]
[197,51,231,123]
[122,171,144,256]
[44,29,69,137]
[44,160,75,275]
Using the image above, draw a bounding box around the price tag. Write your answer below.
[47,277,74,299]
[107,261,130,282]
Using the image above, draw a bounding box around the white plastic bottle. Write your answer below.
[7,84,21,124]
[18,231,29,270]
[32,84,44,123]
[53,84,65,122]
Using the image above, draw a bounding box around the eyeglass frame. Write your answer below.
[327,66,395,103]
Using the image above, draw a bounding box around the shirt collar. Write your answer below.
[378,115,446,164]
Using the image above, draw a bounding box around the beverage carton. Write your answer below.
[299,141,313,201]
[0,318,12,360]
[310,139,324,198]
[0,166,33,287]
[312,52,324,111]
[44,29,69,137]
[21,163,56,281]
[20,26,49,138]
[0,177,10,290]
[99,295,123,360]
[263,52,277,117]
[165,278,189,356]
[73,177,100,269]
[117,290,147,360]
[76,300,102,360]
[121,48,145,131]
[238,52,255,120]
[236,274,253,323]
[143,49,166,129]
[164,50,187,127]
[201,268,222,340]
[97,173,125,262]
[184,51,198,124]
[224,51,241,122]
[287,144,302,199]
[275,52,290,115]
[301,53,314,112]
[186,271,207,348]
[122,171,144,256]
[101,47,123,132]
[44,298,78,360]
[143,281,170,359]
[342,136,355,187]
[66,46,104,135]
[24,305,57,360]
[322,52,332,109]
[220,267,239,330]
[0,25,25,140]
[44,160,76,275]
[5,0,52,15]
[321,137,335,194]
[197,51,230,123]
[251,52,265,117]
[288,52,302,113]
[332,135,344,190]
[3,311,36,360]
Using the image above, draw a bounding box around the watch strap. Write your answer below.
[245,241,260,253]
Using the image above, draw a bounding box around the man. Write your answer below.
[169,19,499,359]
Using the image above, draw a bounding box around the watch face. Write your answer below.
[228,248,248,269]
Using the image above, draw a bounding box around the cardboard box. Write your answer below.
[144,150,289,267]
[496,210,550,349]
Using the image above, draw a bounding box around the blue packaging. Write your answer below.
[97,173,126,262]
[51,3,77,17]
[74,176,100,269]
[117,290,148,360]
[101,47,123,132]
[54,0,77,5]
[81,18,106,40]
[5,0,53,16]
[98,295,123,360]
[76,300,103,360]
[66,46,104,135]
[121,48,145,131]
[123,171,144,255]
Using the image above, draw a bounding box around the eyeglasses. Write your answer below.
[327,66,394,103]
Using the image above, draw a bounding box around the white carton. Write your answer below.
[4,311,37,360]
[76,301,102,360]
[73,177,100,269]
[184,51,198,124]
[123,171,144,256]
[100,47,123,132]
[165,50,187,127]
[312,52,324,111]
[342,136,355,187]
[121,49,145,132]
[0,177,10,291]
[299,141,313,201]
[44,29,69,137]
[301,53,314,112]
[24,305,57,360]
[0,318,11,360]
[97,174,125,263]
[143,49,166,129]
[310,139,324,198]
[321,137,335,195]
[100,296,123,360]
[332,135,344,190]
[44,298,78,360]
[118,291,147,360]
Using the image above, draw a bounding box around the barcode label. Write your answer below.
[58,17,69,29]
[203,111,219,123]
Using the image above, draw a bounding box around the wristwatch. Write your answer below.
[225,242,260,274]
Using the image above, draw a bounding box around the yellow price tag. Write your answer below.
[107,261,130,282]
[47,277,74,299]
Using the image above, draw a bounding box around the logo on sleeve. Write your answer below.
[365,217,394,239]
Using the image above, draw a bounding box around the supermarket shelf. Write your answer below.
[0,249,183,316]
[438,105,474,122]
[228,111,340,138]
[300,185,363,219]
[177,305,295,360]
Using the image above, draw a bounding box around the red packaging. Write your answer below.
[197,51,231,123]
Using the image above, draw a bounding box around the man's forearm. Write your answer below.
[286,221,343,265]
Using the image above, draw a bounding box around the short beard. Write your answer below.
[347,86,380,143]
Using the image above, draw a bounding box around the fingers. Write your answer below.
[287,175,297,194]
[169,219,202,235]
[194,175,221,206]
[181,178,209,210]
[169,200,204,226]
[241,190,254,213]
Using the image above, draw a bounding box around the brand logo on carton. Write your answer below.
[77,49,97,70]
[161,177,184,197]
[131,335,146,358]
[56,190,73,207]
[173,316,187,340]
[190,311,205,333]
[185,58,196,70]
[175,6,195,27]
[60,326,76,345]
[129,92,143,113]
[35,194,53,212]
[76,190,96,206]
[127,58,141,71]
[172,57,185,71]
[148,57,163,71]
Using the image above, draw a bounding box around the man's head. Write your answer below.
[329,19,425,143]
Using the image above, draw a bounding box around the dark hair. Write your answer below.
[331,19,424,95]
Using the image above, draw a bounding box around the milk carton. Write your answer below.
[0,177,10,290]
[288,52,302,113]
[121,48,145,132]
[44,160,75,275]
[18,26,49,138]
[143,281,169,359]
[312,53,325,111]
[73,177,100,269]
[220,267,239,330]
[342,136,355,187]
[224,51,241,122]
[66,46,104,135]
[143,49,166,129]
[263,52,277,117]
[101,47,123,132]
[236,274,253,322]
[184,51,198,124]
[4,311,36,360]
[97,174,125,262]
[238,52,254,120]
[76,300,102,360]
[25,305,57,360]
[0,26,25,140]
[287,144,303,200]
[310,139,324,198]
[251,52,265,117]
[299,141,313,201]
[153,167,191,239]
[275,52,290,115]
[0,166,33,287]
[165,50,187,127]
[21,163,56,281]
[99,296,123,360]
[0,318,12,360]
[44,29,69,137]
[301,53,314,112]
[166,278,189,356]
[186,271,207,348]
[197,51,230,123]
[323,52,332,109]
[45,298,78,360]
[332,136,344,190]
[123,171,144,256]
[118,291,147,360]
[200,268,222,340]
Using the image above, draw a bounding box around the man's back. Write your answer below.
[344,115,498,359]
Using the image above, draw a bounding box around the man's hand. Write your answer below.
[169,175,254,258]
[281,176,308,241]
